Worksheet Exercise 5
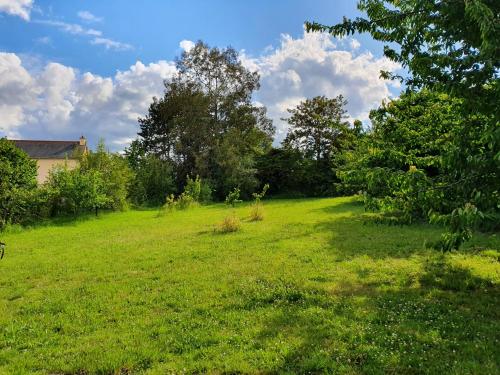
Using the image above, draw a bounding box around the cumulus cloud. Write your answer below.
[0,52,176,147]
[0,32,400,150]
[77,10,102,23]
[0,0,33,20]
[242,31,401,139]
[179,40,195,52]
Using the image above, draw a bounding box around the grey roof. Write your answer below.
[11,140,86,159]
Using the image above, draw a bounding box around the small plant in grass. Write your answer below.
[252,184,269,204]
[184,175,201,202]
[250,184,269,221]
[217,214,241,233]
[250,203,265,221]
[225,188,242,207]
[158,194,177,216]
[177,192,197,210]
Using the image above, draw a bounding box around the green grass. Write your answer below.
[0,197,499,374]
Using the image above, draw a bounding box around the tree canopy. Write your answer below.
[137,41,274,198]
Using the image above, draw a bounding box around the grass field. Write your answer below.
[0,197,499,374]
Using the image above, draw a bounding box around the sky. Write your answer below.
[0,0,402,150]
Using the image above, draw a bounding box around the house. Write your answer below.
[11,137,88,184]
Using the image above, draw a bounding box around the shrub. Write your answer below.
[177,192,197,210]
[225,188,242,207]
[428,203,483,251]
[249,184,269,221]
[0,138,37,230]
[44,165,108,216]
[252,184,269,204]
[249,203,265,221]
[217,214,241,233]
[80,139,133,211]
[184,175,201,202]
[157,194,177,216]
[126,144,176,207]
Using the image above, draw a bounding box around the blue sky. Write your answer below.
[0,0,402,150]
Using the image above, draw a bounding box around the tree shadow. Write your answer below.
[241,258,500,373]
[311,215,441,260]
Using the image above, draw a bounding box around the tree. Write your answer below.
[306,0,499,230]
[80,139,133,211]
[280,95,355,196]
[283,95,350,161]
[44,166,108,216]
[0,138,37,229]
[306,0,499,104]
[138,41,274,200]
[337,90,464,217]
[125,140,176,206]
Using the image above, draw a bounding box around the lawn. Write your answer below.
[0,197,499,374]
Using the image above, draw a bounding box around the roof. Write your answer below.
[11,140,87,159]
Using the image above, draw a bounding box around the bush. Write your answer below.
[157,194,177,217]
[225,188,242,207]
[177,192,197,210]
[249,184,269,221]
[184,175,201,202]
[249,203,265,221]
[44,165,108,216]
[126,144,176,207]
[0,138,37,230]
[217,214,241,233]
[80,139,133,211]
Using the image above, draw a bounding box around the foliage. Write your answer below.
[256,148,308,196]
[177,192,197,210]
[158,194,177,216]
[429,203,484,252]
[225,187,242,207]
[252,184,269,203]
[0,138,38,230]
[270,96,360,196]
[305,0,499,97]
[1,197,499,373]
[44,165,108,216]
[217,213,242,233]
[125,140,176,206]
[80,139,133,211]
[137,41,274,200]
[248,184,269,221]
[306,0,500,248]
[283,95,351,161]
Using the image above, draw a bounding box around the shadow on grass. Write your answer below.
[238,258,500,373]
[314,215,441,260]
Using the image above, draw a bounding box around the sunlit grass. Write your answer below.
[0,197,498,374]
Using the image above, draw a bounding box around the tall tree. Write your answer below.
[283,95,350,161]
[306,0,499,222]
[138,41,274,199]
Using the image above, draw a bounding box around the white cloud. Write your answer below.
[243,31,400,139]
[77,10,102,23]
[0,0,33,20]
[0,32,400,150]
[34,35,51,45]
[179,40,195,52]
[35,19,102,36]
[35,19,133,51]
[91,37,133,51]
[0,52,176,148]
